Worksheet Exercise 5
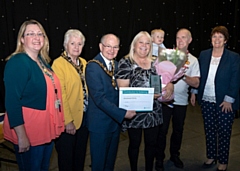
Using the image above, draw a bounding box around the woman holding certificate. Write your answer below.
[115,31,173,171]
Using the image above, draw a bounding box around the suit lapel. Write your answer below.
[215,49,228,77]
[201,50,212,82]
[95,54,108,68]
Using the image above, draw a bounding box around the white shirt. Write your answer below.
[173,53,200,105]
[100,52,112,70]
[152,43,166,56]
[202,56,221,102]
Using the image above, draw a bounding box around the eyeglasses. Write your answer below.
[24,32,45,38]
[102,43,120,51]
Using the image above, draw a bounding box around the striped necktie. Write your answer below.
[108,61,112,71]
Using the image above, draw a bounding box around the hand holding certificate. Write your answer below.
[119,87,154,112]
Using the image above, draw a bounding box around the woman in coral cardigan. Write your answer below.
[3,19,64,171]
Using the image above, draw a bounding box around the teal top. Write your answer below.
[4,53,49,128]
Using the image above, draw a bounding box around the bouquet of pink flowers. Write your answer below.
[154,48,188,102]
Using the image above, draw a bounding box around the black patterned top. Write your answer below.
[115,57,163,131]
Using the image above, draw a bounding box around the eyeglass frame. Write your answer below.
[24,32,45,38]
[101,43,120,51]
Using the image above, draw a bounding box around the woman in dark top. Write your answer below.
[192,26,240,171]
[116,31,173,171]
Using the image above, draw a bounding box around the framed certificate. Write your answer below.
[119,87,154,112]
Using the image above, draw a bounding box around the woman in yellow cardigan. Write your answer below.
[52,29,88,171]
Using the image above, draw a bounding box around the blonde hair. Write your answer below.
[126,31,153,62]
[151,29,165,36]
[6,19,50,63]
[63,29,86,49]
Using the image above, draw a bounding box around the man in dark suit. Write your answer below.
[86,34,136,171]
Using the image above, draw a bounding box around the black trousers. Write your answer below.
[55,125,89,171]
[156,104,187,161]
[128,126,159,171]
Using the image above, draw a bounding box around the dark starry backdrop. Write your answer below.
[0,0,239,110]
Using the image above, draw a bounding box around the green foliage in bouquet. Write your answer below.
[157,48,187,73]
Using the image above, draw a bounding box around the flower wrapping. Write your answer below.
[154,49,188,102]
